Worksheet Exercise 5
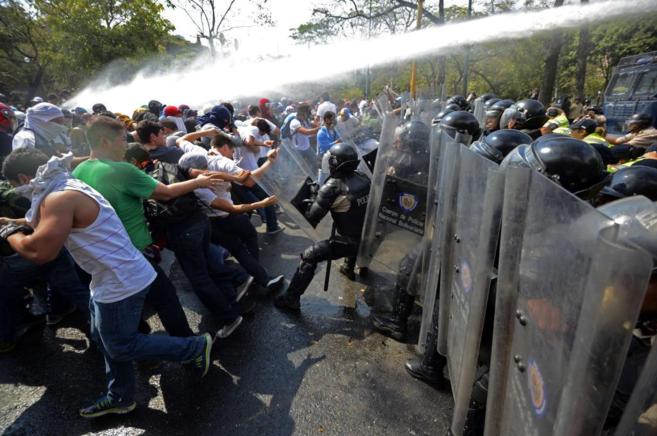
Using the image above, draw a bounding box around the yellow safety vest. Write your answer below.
[553,126,572,135]
[544,113,570,129]
[584,133,609,148]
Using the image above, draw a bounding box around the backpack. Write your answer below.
[143,161,201,228]
[280,112,297,140]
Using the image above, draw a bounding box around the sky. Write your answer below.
[163,0,319,52]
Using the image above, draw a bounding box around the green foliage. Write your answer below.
[0,0,198,101]
[290,1,657,103]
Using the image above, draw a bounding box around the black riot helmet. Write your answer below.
[480,93,496,103]
[501,134,608,199]
[470,129,532,164]
[627,113,653,132]
[601,166,657,201]
[447,95,468,110]
[484,98,501,110]
[432,107,455,126]
[397,119,431,152]
[513,99,548,130]
[440,111,481,145]
[328,142,360,176]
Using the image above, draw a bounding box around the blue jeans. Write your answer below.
[167,213,242,324]
[90,287,205,403]
[210,214,270,287]
[0,250,89,343]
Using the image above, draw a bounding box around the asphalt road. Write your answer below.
[0,212,453,436]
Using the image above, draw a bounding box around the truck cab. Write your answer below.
[604,51,657,134]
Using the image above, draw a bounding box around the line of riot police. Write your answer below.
[260,92,657,436]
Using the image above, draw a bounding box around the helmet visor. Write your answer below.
[470,140,501,163]
[500,144,530,169]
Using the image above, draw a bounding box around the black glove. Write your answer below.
[0,222,32,241]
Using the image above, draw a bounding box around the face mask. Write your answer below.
[13,183,33,199]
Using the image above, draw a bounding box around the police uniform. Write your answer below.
[276,161,370,307]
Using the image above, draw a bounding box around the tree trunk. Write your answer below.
[27,65,45,101]
[538,0,565,104]
[437,0,446,97]
[574,0,590,100]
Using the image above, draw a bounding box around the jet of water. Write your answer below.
[67,0,656,112]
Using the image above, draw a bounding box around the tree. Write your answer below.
[165,0,273,57]
[538,0,564,104]
[0,1,48,99]
[574,0,590,101]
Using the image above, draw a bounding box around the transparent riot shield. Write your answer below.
[473,97,486,129]
[445,148,506,436]
[259,140,332,242]
[484,168,652,436]
[417,136,461,352]
[357,112,431,286]
[334,123,378,179]
[614,341,657,436]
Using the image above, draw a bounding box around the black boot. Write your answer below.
[274,288,302,311]
[404,358,446,388]
[339,256,357,281]
[371,289,414,341]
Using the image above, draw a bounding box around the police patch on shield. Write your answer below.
[528,358,546,416]
[398,192,418,212]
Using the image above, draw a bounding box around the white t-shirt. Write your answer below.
[290,118,310,151]
[206,154,243,217]
[194,187,222,218]
[235,126,265,171]
[317,101,337,119]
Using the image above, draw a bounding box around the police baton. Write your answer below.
[323,223,336,291]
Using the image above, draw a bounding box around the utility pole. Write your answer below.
[410,0,424,99]
[462,0,473,96]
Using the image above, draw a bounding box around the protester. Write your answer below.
[1,148,213,417]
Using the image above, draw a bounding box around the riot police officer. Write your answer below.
[274,143,371,311]
[499,99,548,140]
[483,99,514,136]
[501,134,608,199]
[470,129,533,164]
[371,112,480,343]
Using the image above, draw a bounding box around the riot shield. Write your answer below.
[614,341,657,436]
[484,168,652,436]
[259,139,332,242]
[356,112,431,284]
[417,135,461,352]
[473,97,486,129]
[445,148,506,436]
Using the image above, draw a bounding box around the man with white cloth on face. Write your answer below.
[12,102,71,157]
[0,149,213,418]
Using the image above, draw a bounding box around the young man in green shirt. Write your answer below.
[73,116,222,337]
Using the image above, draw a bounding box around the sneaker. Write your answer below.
[46,303,77,326]
[266,275,285,293]
[236,276,254,302]
[79,395,136,419]
[266,225,285,235]
[239,298,257,315]
[190,333,213,377]
[15,313,46,337]
[215,316,243,339]
[0,341,16,354]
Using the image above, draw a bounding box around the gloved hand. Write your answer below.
[0,222,32,242]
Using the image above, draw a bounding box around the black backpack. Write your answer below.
[144,161,202,228]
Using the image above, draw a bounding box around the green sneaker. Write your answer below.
[191,333,213,377]
[79,395,136,418]
[0,341,16,354]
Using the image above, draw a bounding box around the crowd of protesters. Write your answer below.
[0,90,379,418]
